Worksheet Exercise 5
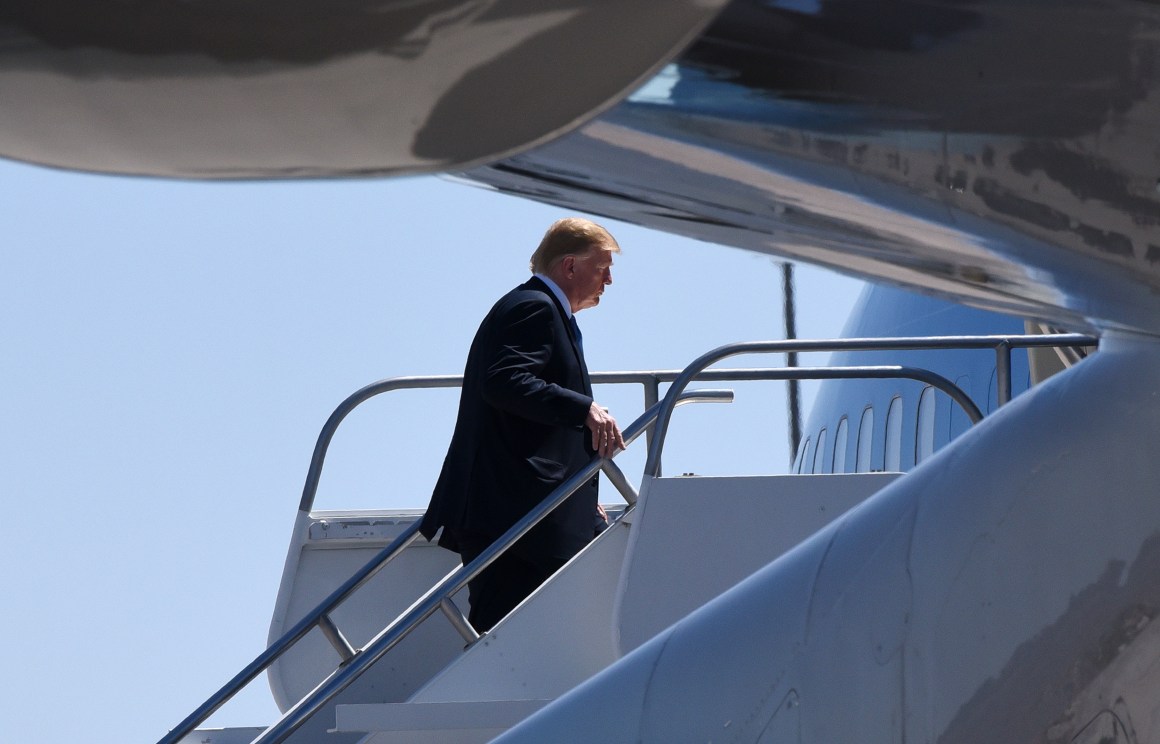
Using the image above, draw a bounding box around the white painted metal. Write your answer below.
[209,334,1100,744]
[494,333,1160,744]
[288,473,901,741]
[614,473,900,655]
[407,520,630,705]
[266,511,463,711]
[328,517,630,742]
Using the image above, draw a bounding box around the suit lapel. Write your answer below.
[526,276,591,396]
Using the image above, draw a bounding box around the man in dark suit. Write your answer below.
[420,217,625,632]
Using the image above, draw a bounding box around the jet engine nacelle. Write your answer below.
[0,0,726,178]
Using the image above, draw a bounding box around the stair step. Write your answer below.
[334,700,549,743]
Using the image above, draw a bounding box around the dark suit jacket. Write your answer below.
[420,276,599,565]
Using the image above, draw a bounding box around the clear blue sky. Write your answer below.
[0,157,863,742]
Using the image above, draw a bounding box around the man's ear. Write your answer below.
[562,255,575,276]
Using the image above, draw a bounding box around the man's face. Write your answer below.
[564,246,614,313]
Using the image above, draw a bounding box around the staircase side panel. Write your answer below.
[268,514,465,711]
[615,473,900,654]
[410,520,631,703]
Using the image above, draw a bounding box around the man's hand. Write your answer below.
[586,402,625,458]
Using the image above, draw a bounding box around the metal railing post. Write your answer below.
[439,597,479,644]
[642,377,662,476]
[317,614,356,663]
[996,340,1013,406]
[600,458,639,506]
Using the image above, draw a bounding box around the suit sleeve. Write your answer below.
[481,296,592,427]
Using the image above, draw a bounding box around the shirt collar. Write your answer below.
[533,273,573,319]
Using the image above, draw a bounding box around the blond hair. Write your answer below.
[529,217,620,274]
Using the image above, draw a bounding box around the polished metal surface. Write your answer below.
[6,0,1160,335]
[599,458,639,507]
[464,0,1160,335]
[639,333,1094,477]
[0,0,727,177]
[495,332,1160,744]
[170,338,1081,742]
[438,597,479,644]
[316,614,357,663]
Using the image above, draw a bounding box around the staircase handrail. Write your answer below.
[295,330,1095,514]
[158,387,732,744]
[643,333,1096,477]
[247,388,734,744]
[160,332,1096,743]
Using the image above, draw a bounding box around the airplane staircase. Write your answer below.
[161,333,1095,744]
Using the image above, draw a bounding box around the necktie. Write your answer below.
[569,316,584,354]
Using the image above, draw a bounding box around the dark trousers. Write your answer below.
[459,538,566,633]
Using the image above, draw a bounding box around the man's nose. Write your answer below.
[604,269,612,284]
